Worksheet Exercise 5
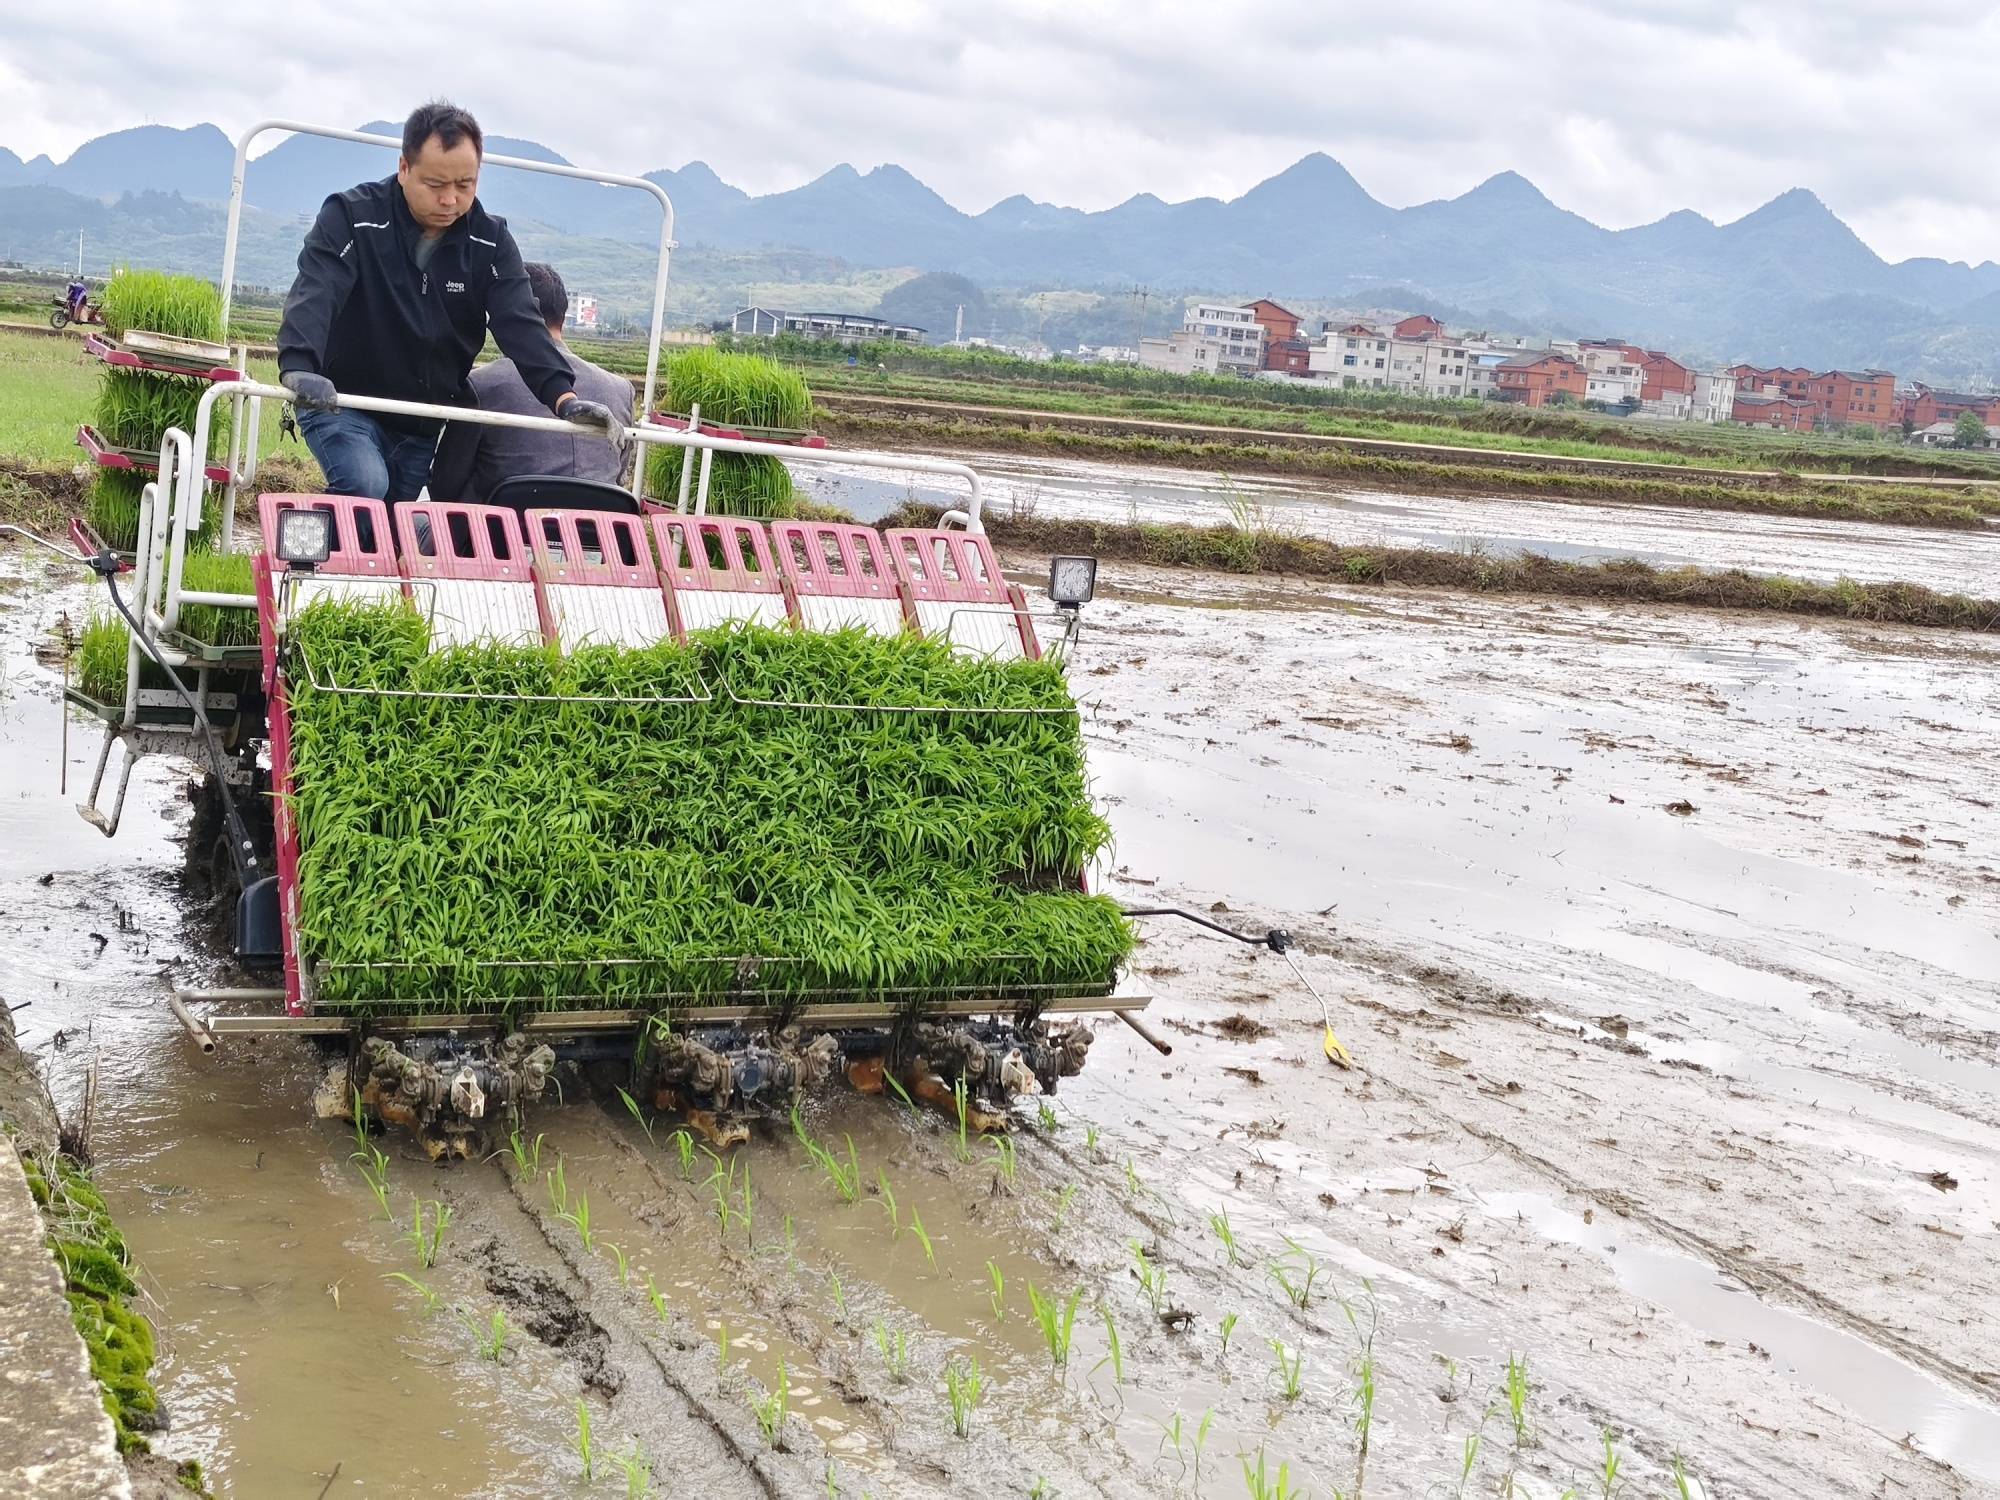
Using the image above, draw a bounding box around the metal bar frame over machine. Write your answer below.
[81,119,1147,1059]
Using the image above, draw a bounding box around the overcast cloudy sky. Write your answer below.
[0,1,1993,264]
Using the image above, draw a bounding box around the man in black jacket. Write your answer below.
[276,101,614,503]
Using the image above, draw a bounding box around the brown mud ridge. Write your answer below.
[828,407,2000,530]
[887,501,2000,632]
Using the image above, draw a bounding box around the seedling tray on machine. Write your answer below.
[648,409,829,448]
[84,330,241,383]
[77,424,232,484]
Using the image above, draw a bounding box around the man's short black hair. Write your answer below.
[524,263,568,328]
[402,100,483,162]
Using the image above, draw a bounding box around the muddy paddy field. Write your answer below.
[2,528,1997,1498]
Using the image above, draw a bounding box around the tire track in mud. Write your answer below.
[1305,920,2000,1408]
[410,1132,792,1498]
[1454,1119,2000,1407]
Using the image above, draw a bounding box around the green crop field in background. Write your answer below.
[0,328,310,468]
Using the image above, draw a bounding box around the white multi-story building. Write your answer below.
[1691,369,1738,423]
[1183,302,1265,372]
[1138,328,1229,376]
[1308,323,1484,398]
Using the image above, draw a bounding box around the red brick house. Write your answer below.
[1731,392,1819,431]
[1245,299,1310,375]
[1728,365,1896,428]
[1899,384,2000,430]
[1494,351,1585,407]
[1393,313,1446,340]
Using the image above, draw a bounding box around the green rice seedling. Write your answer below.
[1669,1453,1698,1500]
[1036,1101,1060,1133]
[1129,1240,1167,1314]
[406,1199,451,1268]
[908,1208,936,1272]
[792,1109,862,1204]
[1050,1182,1078,1232]
[874,1169,899,1233]
[100,268,223,342]
[986,1260,1005,1320]
[95,369,207,451]
[827,1268,848,1321]
[824,1463,839,1499]
[944,1353,984,1438]
[1025,1283,1082,1368]
[664,1129,695,1181]
[1190,1408,1213,1481]
[173,552,257,648]
[282,605,1129,1013]
[573,1397,595,1481]
[84,471,148,553]
[1351,1341,1377,1479]
[1503,1352,1533,1449]
[1219,1311,1239,1357]
[1209,1207,1245,1267]
[382,1272,439,1314]
[1269,1238,1322,1310]
[618,1087,657,1148]
[1597,1428,1624,1498]
[645,347,813,518]
[1083,1123,1100,1159]
[1452,1405,1497,1500]
[1123,1158,1143,1198]
[604,1240,631,1285]
[871,1320,910,1382]
[560,1192,595,1253]
[505,1124,545,1178]
[988,1135,1018,1187]
[1269,1338,1304,1402]
[907,1205,935,1269]
[952,1076,974,1162]
[546,1157,570,1217]
[882,1072,920,1114]
[751,1361,790,1448]
[610,1443,653,1499]
[1157,1411,1187,1465]
[1094,1306,1123,1385]
[646,1274,670,1324]
[352,1143,392,1220]
[780,1213,796,1256]
[707,1164,736,1236]
[74,614,131,703]
[1241,1448,1305,1500]
[458,1306,509,1362]
[717,1321,731,1375]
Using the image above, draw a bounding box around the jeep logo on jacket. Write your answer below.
[276,175,575,435]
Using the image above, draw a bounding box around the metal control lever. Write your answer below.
[1120,905,1352,1068]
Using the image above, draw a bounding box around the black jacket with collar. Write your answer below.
[276,176,575,432]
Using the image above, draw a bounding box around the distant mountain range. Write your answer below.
[3,121,1997,383]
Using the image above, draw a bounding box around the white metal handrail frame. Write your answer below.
[220,120,678,426]
[143,380,989,649]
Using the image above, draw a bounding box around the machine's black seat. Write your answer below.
[487,475,641,518]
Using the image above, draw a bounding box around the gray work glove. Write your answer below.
[559,395,615,432]
[280,369,339,412]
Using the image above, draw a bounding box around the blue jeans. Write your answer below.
[296,407,440,503]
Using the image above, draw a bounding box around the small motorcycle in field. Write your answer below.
[50,282,102,329]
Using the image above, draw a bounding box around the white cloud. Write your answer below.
[0,0,1994,263]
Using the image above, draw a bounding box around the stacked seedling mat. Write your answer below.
[80,270,231,552]
[644,347,815,518]
[74,270,256,701]
[284,601,1133,1012]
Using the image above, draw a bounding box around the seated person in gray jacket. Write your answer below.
[430,262,635,501]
